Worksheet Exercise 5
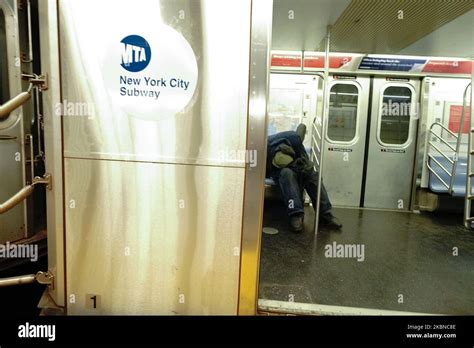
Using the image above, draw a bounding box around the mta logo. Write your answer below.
[120,35,151,72]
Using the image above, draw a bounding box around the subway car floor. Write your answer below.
[259,190,474,315]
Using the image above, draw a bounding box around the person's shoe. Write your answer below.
[319,212,342,229]
[289,214,304,233]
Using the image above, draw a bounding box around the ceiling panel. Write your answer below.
[272,0,351,51]
[272,0,474,57]
[399,9,474,58]
[329,0,474,54]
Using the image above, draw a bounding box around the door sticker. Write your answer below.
[102,24,198,120]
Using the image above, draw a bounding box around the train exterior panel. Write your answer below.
[55,0,259,315]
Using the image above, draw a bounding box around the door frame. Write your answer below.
[237,0,273,315]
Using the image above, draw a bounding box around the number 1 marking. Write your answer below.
[90,295,97,309]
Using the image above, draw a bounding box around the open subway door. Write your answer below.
[37,0,272,314]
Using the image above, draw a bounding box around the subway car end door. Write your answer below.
[322,75,370,207]
[364,77,420,210]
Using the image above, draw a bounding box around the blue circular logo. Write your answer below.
[120,35,151,72]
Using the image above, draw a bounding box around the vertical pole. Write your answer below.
[465,79,473,228]
[314,25,331,235]
[453,83,471,194]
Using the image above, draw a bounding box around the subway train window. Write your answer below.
[379,86,412,145]
[327,83,359,142]
[0,9,8,105]
[267,87,303,135]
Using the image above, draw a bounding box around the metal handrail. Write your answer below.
[427,84,473,199]
[0,274,36,287]
[430,121,458,138]
[426,122,459,194]
[0,174,52,214]
[311,147,320,166]
[311,118,323,170]
[456,83,472,145]
[312,121,321,140]
[429,127,456,152]
[311,134,321,153]
[426,160,449,189]
[428,154,452,176]
[0,74,48,119]
[428,141,454,164]
[464,83,473,228]
[0,271,54,288]
[452,83,471,193]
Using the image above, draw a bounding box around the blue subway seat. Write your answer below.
[265,177,277,186]
[428,155,471,197]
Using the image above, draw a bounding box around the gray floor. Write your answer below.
[259,191,474,314]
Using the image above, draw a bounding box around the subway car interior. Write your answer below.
[0,0,473,317]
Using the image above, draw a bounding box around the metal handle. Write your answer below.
[0,173,52,214]
[0,74,48,120]
[0,274,36,287]
[0,184,35,214]
[0,91,31,120]
[0,271,54,288]
[0,135,17,140]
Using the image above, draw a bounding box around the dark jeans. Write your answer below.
[274,167,332,217]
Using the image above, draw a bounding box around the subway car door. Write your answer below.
[322,76,370,207]
[363,77,420,210]
[0,1,26,243]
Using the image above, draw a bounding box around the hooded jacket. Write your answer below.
[266,130,309,177]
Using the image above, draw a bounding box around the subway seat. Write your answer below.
[429,155,472,197]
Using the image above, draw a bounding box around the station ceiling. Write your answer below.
[272,0,474,58]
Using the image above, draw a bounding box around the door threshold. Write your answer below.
[258,299,440,316]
